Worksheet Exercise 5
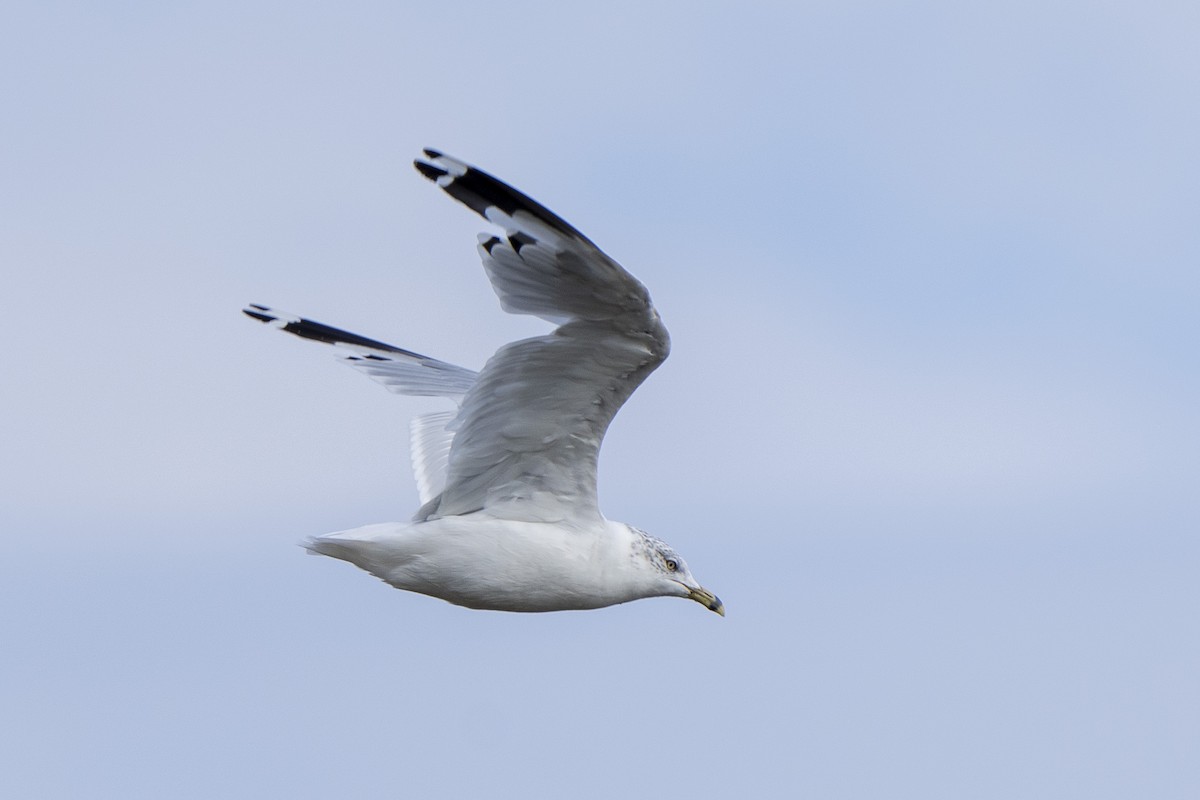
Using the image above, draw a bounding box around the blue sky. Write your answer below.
[2,1,1197,797]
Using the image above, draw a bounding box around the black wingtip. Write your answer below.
[414,160,448,182]
[422,147,443,159]
[509,231,537,252]
[243,306,274,323]
[242,304,431,359]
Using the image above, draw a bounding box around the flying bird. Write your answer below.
[244,149,723,615]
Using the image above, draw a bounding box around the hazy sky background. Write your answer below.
[3,1,1197,797]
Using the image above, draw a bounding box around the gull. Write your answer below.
[244,149,723,616]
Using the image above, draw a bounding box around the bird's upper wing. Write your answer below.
[413,150,670,524]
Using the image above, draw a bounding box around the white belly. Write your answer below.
[306,515,645,612]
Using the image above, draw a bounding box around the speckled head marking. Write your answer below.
[630,526,688,577]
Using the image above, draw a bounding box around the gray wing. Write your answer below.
[242,304,478,399]
[413,150,670,524]
[241,304,476,504]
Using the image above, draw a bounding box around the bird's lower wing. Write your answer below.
[243,304,477,399]
[244,305,478,505]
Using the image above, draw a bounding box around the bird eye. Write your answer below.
[665,558,678,572]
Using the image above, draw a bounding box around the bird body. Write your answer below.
[246,150,722,615]
[309,517,671,613]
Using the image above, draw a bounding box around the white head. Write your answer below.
[627,526,724,615]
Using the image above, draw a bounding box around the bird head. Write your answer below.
[629,527,724,616]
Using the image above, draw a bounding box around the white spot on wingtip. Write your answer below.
[429,154,467,177]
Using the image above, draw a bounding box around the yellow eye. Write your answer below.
[665,558,678,572]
